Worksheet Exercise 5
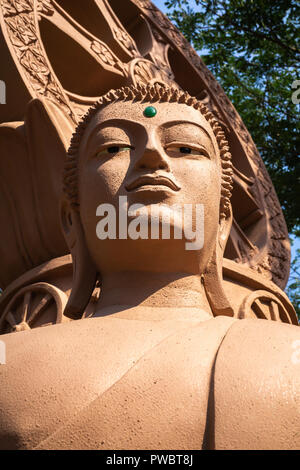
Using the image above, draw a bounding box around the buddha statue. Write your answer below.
[0,84,299,450]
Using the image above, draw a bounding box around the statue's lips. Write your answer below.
[126,175,181,192]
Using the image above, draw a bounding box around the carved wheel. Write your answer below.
[0,0,290,289]
[238,290,292,324]
[0,282,67,334]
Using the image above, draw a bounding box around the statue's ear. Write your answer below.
[60,200,98,320]
[203,206,234,317]
[28,99,98,319]
[218,205,233,254]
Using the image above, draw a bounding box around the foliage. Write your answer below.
[286,247,300,320]
[165,0,300,236]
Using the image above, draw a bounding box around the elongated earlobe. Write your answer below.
[61,202,98,319]
[203,208,234,317]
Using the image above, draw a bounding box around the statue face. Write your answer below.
[77,100,222,274]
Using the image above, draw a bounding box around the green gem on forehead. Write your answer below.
[143,106,157,118]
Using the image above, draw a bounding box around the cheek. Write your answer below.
[175,159,221,243]
[176,159,221,207]
[78,157,128,244]
[79,156,129,208]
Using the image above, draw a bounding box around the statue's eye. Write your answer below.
[96,146,132,156]
[166,145,209,158]
[108,146,121,153]
[179,147,192,154]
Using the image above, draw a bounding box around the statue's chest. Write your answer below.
[1,316,235,449]
[35,317,235,449]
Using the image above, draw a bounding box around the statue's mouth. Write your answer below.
[126,175,181,192]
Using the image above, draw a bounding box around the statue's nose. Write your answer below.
[135,144,170,172]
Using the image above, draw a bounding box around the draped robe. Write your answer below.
[0,315,299,449]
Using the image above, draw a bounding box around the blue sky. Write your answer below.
[152,0,167,11]
[152,0,299,283]
[153,0,198,11]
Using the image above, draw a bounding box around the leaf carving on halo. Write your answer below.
[6,14,36,45]
[37,0,54,16]
[2,0,33,16]
[2,0,17,16]
[1,0,76,121]
[132,60,177,88]
[90,40,127,75]
[113,27,138,56]
[90,40,116,66]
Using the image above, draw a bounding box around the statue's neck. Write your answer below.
[94,271,213,321]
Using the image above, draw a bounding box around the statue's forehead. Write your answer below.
[79,100,220,162]
[86,100,215,136]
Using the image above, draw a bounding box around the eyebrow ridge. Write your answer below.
[83,118,216,156]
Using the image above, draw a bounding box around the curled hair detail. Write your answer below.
[63,84,233,218]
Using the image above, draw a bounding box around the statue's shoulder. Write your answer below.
[213,318,300,449]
